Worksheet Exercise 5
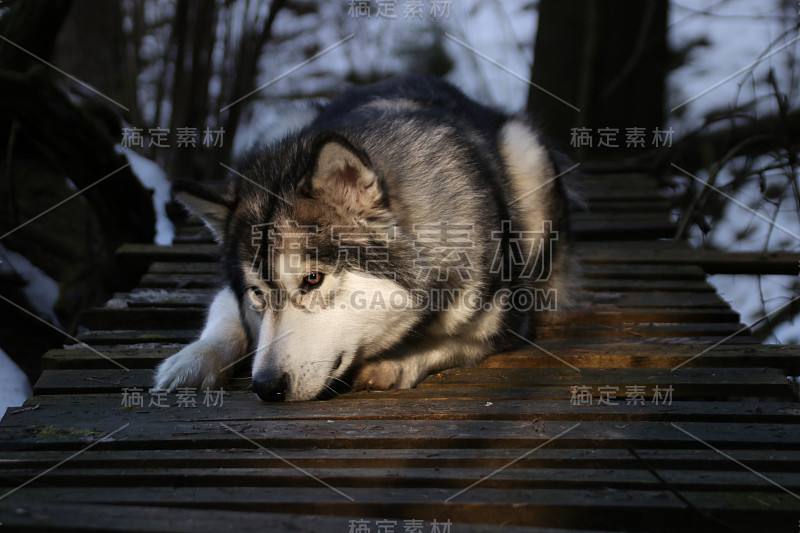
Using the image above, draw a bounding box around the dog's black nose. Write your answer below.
[252,373,289,402]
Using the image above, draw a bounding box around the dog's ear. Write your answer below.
[172,180,232,242]
[307,135,386,214]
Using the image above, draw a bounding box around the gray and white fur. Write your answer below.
[154,75,573,401]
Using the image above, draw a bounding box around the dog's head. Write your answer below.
[172,134,422,401]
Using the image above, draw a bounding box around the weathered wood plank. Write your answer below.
[577,291,729,308]
[579,200,672,212]
[5,418,796,450]
[0,503,546,533]
[540,321,750,339]
[580,279,715,292]
[39,343,800,373]
[116,243,220,263]
[76,330,199,345]
[4,446,800,472]
[579,263,706,280]
[101,288,729,310]
[572,221,676,240]
[5,465,800,494]
[576,242,800,275]
[73,326,755,346]
[30,367,792,396]
[138,272,222,288]
[0,487,694,532]
[78,307,742,331]
[147,262,220,274]
[6,394,800,426]
[5,486,799,533]
[109,289,216,307]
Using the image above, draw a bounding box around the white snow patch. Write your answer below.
[118,147,175,245]
[0,243,61,327]
[669,0,800,345]
[0,347,32,419]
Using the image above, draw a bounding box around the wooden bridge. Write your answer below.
[1,168,799,532]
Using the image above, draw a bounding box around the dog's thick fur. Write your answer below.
[154,75,572,401]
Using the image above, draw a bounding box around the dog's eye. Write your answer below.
[247,287,266,310]
[302,272,324,289]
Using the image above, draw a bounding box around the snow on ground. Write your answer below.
[0,243,61,328]
[668,0,800,344]
[0,347,32,418]
[119,146,175,245]
[0,243,60,413]
[232,0,536,159]
[0,148,175,414]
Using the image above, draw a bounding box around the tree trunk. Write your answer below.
[528,0,668,158]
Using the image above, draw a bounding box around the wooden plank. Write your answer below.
[78,307,741,331]
[540,322,749,339]
[42,346,182,370]
[579,264,706,280]
[147,262,220,274]
[577,291,729,308]
[104,289,730,310]
[579,200,672,212]
[7,395,800,425]
[0,487,698,531]
[40,343,800,373]
[6,465,800,493]
[79,308,206,330]
[580,279,715,292]
[144,277,719,293]
[0,503,546,533]
[572,221,676,240]
[480,343,800,372]
[4,419,797,449]
[571,213,673,223]
[576,243,800,275]
[29,367,794,398]
[116,243,220,263]
[76,329,199,345]
[5,486,799,526]
[73,326,755,346]
[138,273,221,288]
[109,289,215,307]
[3,446,799,472]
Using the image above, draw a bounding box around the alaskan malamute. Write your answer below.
[155,75,572,401]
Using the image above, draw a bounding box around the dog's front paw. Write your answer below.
[154,340,229,391]
[354,359,421,391]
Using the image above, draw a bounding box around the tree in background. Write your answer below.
[528,0,669,157]
[0,0,156,381]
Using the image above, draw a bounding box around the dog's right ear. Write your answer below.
[172,180,232,243]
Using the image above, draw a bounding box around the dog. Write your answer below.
[154,75,572,401]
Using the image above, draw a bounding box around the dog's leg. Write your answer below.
[154,287,248,391]
[354,337,488,391]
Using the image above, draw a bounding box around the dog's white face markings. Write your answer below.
[249,253,419,401]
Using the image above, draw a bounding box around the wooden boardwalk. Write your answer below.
[1,169,799,532]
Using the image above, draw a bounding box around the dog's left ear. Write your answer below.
[306,135,386,214]
[172,180,232,243]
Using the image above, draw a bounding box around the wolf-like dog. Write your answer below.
[154,75,571,401]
